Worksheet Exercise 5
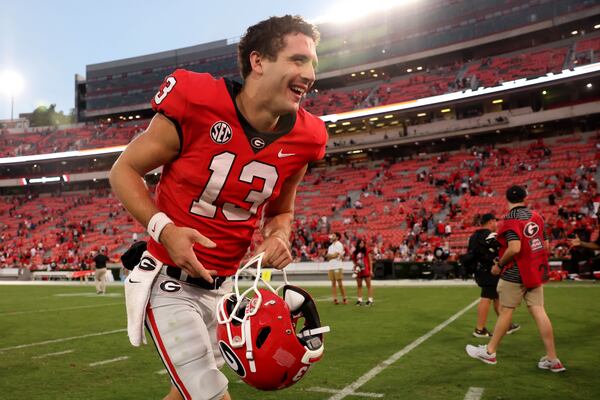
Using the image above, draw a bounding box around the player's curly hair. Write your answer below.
[237,15,320,79]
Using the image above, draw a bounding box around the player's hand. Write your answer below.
[159,224,217,282]
[491,260,501,276]
[255,234,292,270]
[567,235,581,248]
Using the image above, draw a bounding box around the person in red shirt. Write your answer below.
[110,15,326,400]
[466,185,565,372]
[352,239,374,306]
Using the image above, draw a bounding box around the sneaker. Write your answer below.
[355,301,363,306]
[342,298,348,305]
[507,323,521,335]
[466,344,497,365]
[333,299,339,305]
[538,356,566,373]
[366,300,373,306]
[472,328,492,338]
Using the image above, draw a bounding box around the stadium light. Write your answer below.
[0,70,25,120]
[587,83,593,88]
[595,24,600,29]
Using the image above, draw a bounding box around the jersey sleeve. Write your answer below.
[151,69,189,133]
[498,219,521,242]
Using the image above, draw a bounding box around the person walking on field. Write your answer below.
[93,248,110,295]
[466,185,566,372]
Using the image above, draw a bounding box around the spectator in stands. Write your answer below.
[466,185,566,372]
[352,239,374,306]
[93,248,109,295]
[326,232,347,305]
[465,213,520,338]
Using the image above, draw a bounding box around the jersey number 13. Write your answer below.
[189,152,278,222]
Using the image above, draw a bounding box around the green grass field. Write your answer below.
[1,282,598,400]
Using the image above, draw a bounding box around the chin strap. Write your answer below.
[243,319,256,373]
[296,326,331,339]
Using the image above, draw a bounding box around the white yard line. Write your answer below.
[327,299,479,400]
[464,387,485,400]
[0,328,126,352]
[307,387,384,398]
[32,349,74,359]
[0,302,123,317]
[89,356,129,367]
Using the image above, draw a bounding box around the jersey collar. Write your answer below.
[225,78,297,154]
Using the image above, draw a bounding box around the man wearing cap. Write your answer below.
[466,185,566,372]
[466,213,520,338]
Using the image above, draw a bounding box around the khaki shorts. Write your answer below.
[328,268,343,281]
[497,279,544,308]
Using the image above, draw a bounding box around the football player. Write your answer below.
[110,15,326,400]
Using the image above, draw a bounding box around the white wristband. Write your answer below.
[147,212,173,243]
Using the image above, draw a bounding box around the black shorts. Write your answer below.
[480,285,499,299]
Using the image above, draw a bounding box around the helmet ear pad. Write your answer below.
[283,285,323,350]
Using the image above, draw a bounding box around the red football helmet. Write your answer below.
[216,253,330,391]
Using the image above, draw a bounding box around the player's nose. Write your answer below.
[301,63,316,85]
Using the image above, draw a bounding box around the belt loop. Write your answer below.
[180,270,189,281]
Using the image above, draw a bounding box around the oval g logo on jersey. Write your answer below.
[219,341,246,377]
[210,121,232,144]
[159,280,181,293]
[250,137,265,149]
[139,256,157,271]
[523,222,540,238]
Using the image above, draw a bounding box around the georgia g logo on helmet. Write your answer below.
[523,222,540,238]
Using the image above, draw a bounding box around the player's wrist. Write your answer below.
[268,231,290,247]
[147,212,174,243]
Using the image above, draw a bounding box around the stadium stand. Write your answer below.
[2,132,597,271]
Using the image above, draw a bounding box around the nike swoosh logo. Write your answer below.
[278,149,296,158]
[151,222,157,233]
[129,279,141,284]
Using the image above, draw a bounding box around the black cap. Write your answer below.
[506,185,527,203]
[481,213,496,225]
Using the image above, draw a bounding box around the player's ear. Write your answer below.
[249,50,264,76]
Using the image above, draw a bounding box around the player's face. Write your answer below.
[262,33,318,114]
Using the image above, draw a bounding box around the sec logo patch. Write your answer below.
[210,121,232,144]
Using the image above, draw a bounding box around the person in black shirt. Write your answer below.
[467,213,520,338]
[93,248,110,295]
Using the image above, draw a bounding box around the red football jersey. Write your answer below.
[147,69,327,276]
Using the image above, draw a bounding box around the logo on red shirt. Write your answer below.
[523,221,540,238]
[210,121,232,144]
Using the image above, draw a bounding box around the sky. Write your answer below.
[0,0,337,120]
